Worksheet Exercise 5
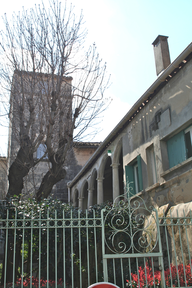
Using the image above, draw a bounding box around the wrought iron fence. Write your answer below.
[0,197,191,288]
[0,202,103,288]
[158,209,192,288]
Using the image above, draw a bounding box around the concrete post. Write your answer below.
[79,197,83,210]
[88,188,94,208]
[111,163,120,203]
[97,177,104,204]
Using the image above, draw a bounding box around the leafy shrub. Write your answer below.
[0,196,112,286]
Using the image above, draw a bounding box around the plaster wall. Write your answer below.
[73,147,99,167]
[69,54,192,209]
[122,59,192,207]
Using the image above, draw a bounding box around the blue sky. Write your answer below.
[0,0,192,155]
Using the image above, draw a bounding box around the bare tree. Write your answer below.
[0,0,110,200]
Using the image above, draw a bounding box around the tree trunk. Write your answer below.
[8,139,34,196]
[36,166,66,201]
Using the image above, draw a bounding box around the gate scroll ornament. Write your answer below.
[102,184,160,255]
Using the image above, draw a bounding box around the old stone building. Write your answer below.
[7,70,101,201]
[18,141,100,201]
[68,36,192,209]
[0,157,7,199]
[53,142,101,201]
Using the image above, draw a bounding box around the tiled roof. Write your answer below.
[73,142,102,147]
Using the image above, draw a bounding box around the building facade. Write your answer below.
[68,36,192,209]
[6,37,192,205]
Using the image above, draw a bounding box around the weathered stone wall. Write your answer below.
[7,69,100,202]
[0,157,7,199]
[123,58,192,207]
[73,146,99,167]
[144,202,192,268]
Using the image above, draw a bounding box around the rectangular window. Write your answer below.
[167,125,192,168]
[185,126,192,158]
[125,155,143,195]
[146,144,157,186]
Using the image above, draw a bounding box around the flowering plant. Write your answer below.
[126,261,192,287]
[164,262,192,287]
[126,262,161,288]
[6,277,67,288]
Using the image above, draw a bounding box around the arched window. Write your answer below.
[36,144,48,159]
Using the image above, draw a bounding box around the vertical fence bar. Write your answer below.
[47,209,49,288]
[78,210,82,288]
[12,209,17,288]
[93,209,98,283]
[21,214,25,288]
[55,210,57,288]
[39,210,41,288]
[128,258,131,287]
[120,258,124,288]
[63,209,65,288]
[30,211,33,288]
[101,209,108,282]
[104,259,108,282]
[113,259,116,285]
[3,209,9,288]
[156,210,166,288]
[177,212,187,286]
[136,257,140,288]
[86,210,90,287]
[170,210,180,287]
[162,217,172,286]
[71,209,74,288]
[151,257,155,288]
[144,256,148,287]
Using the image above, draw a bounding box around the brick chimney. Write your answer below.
[152,35,171,76]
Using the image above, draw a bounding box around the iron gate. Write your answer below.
[101,191,166,288]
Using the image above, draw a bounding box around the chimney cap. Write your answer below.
[152,35,169,46]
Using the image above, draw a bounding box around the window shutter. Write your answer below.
[185,131,192,158]
[125,165,135,195]
[167,131,186,168]
[137,155,143,191]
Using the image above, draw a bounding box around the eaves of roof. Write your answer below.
[14,70,73,81]
[73,142,102,148]
[68,42,192,188]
